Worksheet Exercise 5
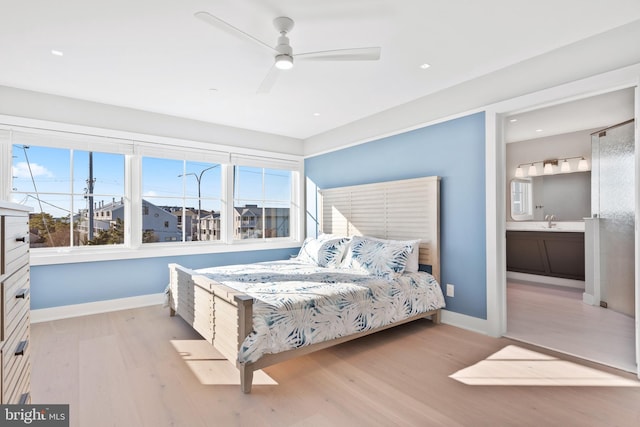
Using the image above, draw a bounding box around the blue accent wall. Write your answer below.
[30,248,299,310]
[305,112,487,319]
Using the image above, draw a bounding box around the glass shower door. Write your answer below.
[592,120,635,317]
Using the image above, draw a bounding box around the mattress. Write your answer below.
[195,259,446,363]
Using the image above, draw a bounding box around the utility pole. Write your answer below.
[87,152,95,240]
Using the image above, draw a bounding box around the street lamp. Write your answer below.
[178,165,218,241]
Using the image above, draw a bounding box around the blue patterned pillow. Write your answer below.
[364,237,421,272]
[296,234,350,267]
[343,235,411,278]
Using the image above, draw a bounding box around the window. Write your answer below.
[11,144,125,248]
[510,178,533,220]
[3,125,302,260]
[234,166,292,240]
[142,157,221,243]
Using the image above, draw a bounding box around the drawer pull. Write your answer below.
[15,288,29,299]
[19,393,30,405]
[15,236,27,242]
[15,340,28,356]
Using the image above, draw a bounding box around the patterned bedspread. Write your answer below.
[195,260,446,364]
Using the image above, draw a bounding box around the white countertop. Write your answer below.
[506,221,585,232]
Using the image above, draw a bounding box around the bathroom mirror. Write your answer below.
[510,172,591,221]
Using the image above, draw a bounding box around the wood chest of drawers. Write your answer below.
[0,202,31,404]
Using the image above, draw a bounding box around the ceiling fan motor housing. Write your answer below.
[276,35,293,56]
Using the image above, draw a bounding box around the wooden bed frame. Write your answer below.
[168,176,441,393]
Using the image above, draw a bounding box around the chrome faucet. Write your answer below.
[545,214,556,228]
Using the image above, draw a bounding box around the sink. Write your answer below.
[506,221,585,232]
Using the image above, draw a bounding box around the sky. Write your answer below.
[11,144,291,218]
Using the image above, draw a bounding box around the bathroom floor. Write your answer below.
[505,280,636,373]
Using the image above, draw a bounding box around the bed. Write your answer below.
[168,176,444,393]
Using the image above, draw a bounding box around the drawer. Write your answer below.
[1,323,29,404]
[3,358,30,405]
[2,267,30,342]
[2,216,29,276]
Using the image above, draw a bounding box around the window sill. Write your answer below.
[30,239,302,266]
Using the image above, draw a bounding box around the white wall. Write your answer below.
[0,85,303,156]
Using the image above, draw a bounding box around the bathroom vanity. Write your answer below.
[506,222,585,281]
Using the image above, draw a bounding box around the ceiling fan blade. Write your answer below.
[257,65,280,94]
[295,47,381,61]
[194,11,277,54]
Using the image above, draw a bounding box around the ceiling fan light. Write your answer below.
[275,54,293,70]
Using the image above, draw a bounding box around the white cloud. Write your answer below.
[12,162,53,179]
[143,191,158,197]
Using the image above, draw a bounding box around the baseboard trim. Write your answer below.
[31,293,166,323]
[32,295,491,337]
[440,309,488,335]
[507,271,585,289]
[582,292,597,305]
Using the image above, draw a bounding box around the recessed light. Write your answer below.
[51,49,64,56]
[509,118,518,123]
[420,63,431,69]
[536,129,543,132]
[313,112,320,117]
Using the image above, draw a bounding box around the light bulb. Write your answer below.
[560,160,571,173]
[515,166,524,178]
[543,163,553,174]
[528,164,538,176]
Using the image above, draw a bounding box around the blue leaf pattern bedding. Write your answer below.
[195,259,446,364]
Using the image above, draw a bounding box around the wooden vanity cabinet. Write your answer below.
[506,231,585,281]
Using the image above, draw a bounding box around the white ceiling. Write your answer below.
[505,88,636,143]
[1,0,640,140]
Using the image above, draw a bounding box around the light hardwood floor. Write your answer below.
[31,305,640,427]
[506,280,636,373]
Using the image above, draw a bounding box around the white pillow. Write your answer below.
[342,235,411,278]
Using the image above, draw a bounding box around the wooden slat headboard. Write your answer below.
[319,176,441,282]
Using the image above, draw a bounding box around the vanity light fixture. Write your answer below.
[578,157,589,171]
[543,159,557,175]
[515,156,589,177]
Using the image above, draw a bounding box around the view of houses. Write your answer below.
[29,198,290,247]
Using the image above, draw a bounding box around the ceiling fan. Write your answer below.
[195,11,381,93]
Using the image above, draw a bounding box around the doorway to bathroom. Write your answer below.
[502,88,637,373]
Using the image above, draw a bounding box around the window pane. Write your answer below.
[75,151,125,246]
[142,158,221,243]
[12,145,125,248]
[234,166,291,240]
[264,169,292,203]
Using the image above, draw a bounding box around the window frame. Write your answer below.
[1,122,304,266]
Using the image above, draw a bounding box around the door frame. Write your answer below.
[484,65,640,378]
